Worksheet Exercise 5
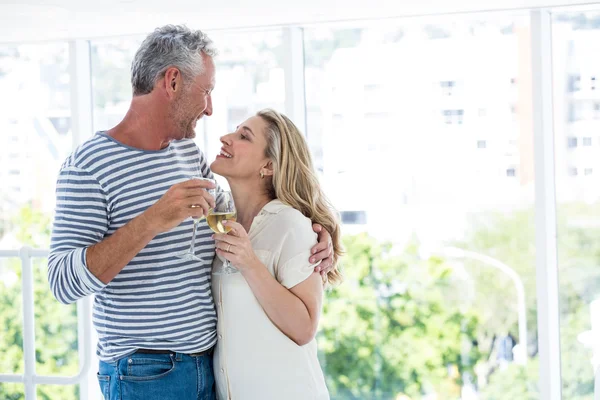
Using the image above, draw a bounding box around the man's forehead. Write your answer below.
[202,56,216,87]
[202,53,216,70]
[195,70,215,88]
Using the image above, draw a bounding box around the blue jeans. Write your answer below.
[97,352,215,400]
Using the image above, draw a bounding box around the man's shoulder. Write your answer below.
[171,139,213,174]
[61,133,109,171]
[171,138,200,150]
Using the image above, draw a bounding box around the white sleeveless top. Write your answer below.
[212,200,329,400]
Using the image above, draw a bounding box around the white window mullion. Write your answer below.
[20,248,36,399]
[531,8,562,400]
[69,39,94,148]
[282,26,307,136]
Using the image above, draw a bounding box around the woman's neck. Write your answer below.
[228,180,272,232]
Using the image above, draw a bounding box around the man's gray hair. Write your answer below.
[131,25,217,96]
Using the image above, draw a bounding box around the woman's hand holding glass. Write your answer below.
[213,220,262,274]
[209,191,241,275]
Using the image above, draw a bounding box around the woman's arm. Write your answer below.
[242,263,323,346]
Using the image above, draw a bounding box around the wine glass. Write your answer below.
[176,177,216,261]
[209,191,238,275]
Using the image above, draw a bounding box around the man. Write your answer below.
[48,25,334,400]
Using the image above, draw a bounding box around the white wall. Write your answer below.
[0,0,597,43]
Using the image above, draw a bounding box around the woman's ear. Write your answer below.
[261,160,274,178]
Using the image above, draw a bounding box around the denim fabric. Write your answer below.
[97,352,215,400]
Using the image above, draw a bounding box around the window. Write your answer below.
[7,10,599,400]
[90,37,140,131]
[0,43,72,249]
[568,73,581,92]
[364,84,386,109]
[567,136,578,148]
[305,15,536,399]
[440,80,456,96]
[0,42,78,400]
[340,211,367,224]
[568,166,578,176]
[568,101,584,121]
[202,29,285,164]
[442,109,464,124]
[49,116,71,135]
[510,104,518,122]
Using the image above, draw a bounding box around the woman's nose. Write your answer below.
[220,134,232,144]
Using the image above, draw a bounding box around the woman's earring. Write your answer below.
[260,171,264,179]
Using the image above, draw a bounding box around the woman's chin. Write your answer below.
[209,161,227,177]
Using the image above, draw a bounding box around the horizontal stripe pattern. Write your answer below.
[48,132,217,363]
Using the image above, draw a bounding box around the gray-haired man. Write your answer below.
[48,25,334,400]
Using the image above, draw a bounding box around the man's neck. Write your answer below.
[106,96,173,151]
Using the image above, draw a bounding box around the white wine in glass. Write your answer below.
[207,211,237,234]
[210,191,239,275]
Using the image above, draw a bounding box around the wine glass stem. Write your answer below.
[189,219,199,255]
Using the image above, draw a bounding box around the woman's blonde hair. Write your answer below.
[257,108,343,286]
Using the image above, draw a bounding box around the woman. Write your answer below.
[210,109,342,399]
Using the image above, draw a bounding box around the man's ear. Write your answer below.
[163,67,182,98]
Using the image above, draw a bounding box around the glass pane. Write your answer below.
[90,36,141,132]
[199,29,285,173]
[0,257,23,376]
[37,384,78,400]
[33,257,79,377]
[0,41,80,397]
[91,29,285,188]
[0,383,25,400]
[0,256,80,397]
[305,15,538,399]
[553,10,600,400]
[0,43,72,250]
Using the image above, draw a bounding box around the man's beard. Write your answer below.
[171,98,198,140]
[180,118,197,139]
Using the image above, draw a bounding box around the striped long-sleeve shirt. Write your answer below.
[48,132,217,363]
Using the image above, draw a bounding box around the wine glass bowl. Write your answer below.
[210,191,238,275]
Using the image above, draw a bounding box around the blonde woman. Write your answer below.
[210,109,342,399]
